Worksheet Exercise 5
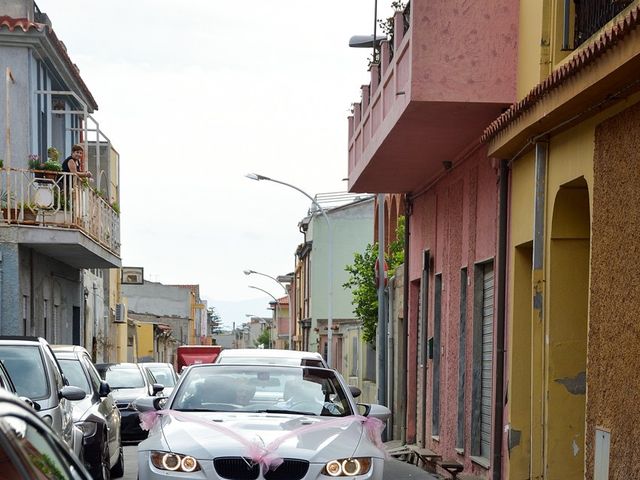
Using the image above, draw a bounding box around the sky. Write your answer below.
[36,0,391,328]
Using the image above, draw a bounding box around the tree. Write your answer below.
[254,327,271,349]
[208,307,224,335]
[343,216,405,344]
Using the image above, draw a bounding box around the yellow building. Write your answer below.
[484,3,640,478]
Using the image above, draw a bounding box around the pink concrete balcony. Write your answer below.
[347,0,518,193]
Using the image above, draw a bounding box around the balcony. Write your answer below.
[347,0,518,193]
[1,168,120,268]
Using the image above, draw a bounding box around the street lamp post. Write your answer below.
[244,270,292,349]
[246,173,334,368]
[248,285,279,349]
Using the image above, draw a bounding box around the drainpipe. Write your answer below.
[493,159,509,480]
[401,195,411,444]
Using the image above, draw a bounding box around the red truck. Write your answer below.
[175,345,222,373]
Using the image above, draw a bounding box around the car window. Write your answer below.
[43,345,65,391]
[102,367,145,389]
[0,415,75,479]
[145,366,176,387]
[0,346,49,400]
[172,366,352,417]
[81,356,102,393]
[58,360,90,393]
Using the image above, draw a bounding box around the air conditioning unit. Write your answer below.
[114,303,126,323]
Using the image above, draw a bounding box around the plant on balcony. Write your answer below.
[41,147,62,180]
[110,201,120,214]
[0,158,3,169]
[17,201,38,223]
[377,1,407,39]
[28,154,42,170]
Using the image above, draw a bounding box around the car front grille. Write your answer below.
[213,457,309,480]
[115,402,130,410]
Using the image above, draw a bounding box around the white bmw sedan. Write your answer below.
[134,364,391,480]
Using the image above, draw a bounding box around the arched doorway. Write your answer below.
[546,177,590,479]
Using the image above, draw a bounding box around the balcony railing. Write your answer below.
[0,168,120,255]
[574,0,634,47]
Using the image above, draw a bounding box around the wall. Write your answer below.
[0,0,35,19]
[123,281,191,319]
[588,99,640,480]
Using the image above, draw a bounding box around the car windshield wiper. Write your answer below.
[175,408,232,413]
[257,409,317,416]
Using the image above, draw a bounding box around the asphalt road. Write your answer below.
[122,445,438,479]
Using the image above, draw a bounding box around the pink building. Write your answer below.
[347,1,517,478]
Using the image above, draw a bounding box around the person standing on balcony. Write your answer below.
[62,144,92,179]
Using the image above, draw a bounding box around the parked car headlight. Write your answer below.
[151,451,201,473]
[323,457,372,477]
[75,421,97,437]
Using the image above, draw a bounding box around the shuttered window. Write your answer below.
[472,261,494,461]
[431,274,442,437]
[456,268,468,449]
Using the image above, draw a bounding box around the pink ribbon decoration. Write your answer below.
[139,410,387,471]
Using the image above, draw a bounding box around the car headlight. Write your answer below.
[75,421,97,437]
[150,451,201,473]
[323,457,372,477]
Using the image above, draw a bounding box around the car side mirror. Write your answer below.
[357,403,391,422]
[98,381,111,397]
[19,396,38,410]
[349,385,362,398]
[133,396,166,412]
[152,383,165,396]
[60,386,86,401]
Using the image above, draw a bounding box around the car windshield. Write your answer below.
[172,365,352,417]
[0,346,48,400]
[101,367,144,389]
[58,359,90,393]
[145,366,176,387]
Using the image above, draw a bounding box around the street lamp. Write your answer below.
[245,173,335,368]
[244,269,293,349]
[248,285,279,349]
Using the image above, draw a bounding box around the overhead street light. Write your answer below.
[244,269,292,349]
[245,173,335,368]
[248,285,280,349]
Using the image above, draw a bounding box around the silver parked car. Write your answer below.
[0,336,86,457]
[140,362,179,396]
[135,364,390,480]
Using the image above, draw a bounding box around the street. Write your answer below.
[121,445,437,480]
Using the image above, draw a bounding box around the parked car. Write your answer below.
[135,364,391,480]
[95,362,164,441]
[0,336,86,457]
[0,387,92,479]
[140,362,179,396]
[53,345,124,479]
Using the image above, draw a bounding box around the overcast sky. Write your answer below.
[37,0,388,327]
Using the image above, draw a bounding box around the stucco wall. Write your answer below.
[123,281,191,319]
[588,100,640,480]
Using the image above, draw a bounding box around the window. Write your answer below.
[350,336,358,377]
[43,299,48,339]
[0,346,49,400]
[472,261,494,460]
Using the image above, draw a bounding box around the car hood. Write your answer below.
[144,412,378,463]
[110,388,148,403]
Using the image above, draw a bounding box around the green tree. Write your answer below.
[254,327,272,349]
[344,216,405,344]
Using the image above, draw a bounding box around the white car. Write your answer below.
[135,364,390,479]
[215,348,328,368]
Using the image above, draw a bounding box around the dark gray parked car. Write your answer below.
[0,336,86,457]
[0,387,92,479]
[53,345,124,479]
[95,363,164,441]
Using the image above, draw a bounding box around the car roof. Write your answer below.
[0,336,47,346]
[218,349,323,359]
[139,362,173,367]
[95,362,139,369]
[50,344,89,355]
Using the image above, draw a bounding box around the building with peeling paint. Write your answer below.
[483,2,640,479]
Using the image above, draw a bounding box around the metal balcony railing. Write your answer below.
[574,0,634,47]
[0,168,120,255]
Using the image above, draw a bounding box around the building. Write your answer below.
[483,2,640,479]
[346,0,517,477]
[0,2,121,357]
[291,193,375,378]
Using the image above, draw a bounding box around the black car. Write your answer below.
[0,387,92,479]
[53,346,124,479]
[95,363,164,441]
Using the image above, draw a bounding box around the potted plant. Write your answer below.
[18,201,38,224]
[42,147,62,180]
[1,190,16,221]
